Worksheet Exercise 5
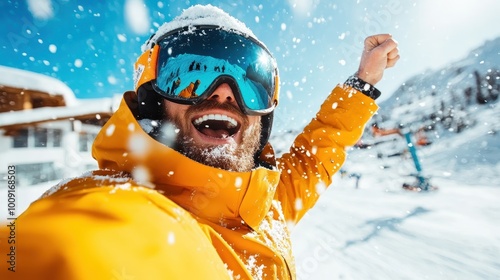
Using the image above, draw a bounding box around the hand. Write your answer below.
[357,34,399,86]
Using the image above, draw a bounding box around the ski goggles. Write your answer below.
[134,26,279,115]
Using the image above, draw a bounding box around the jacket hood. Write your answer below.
[92,92,281,229]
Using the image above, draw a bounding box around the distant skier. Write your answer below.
[416,127,432,146]
[170,77,181,94]
[189,60,196,71]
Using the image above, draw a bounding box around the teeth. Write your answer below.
[193,114,238,127]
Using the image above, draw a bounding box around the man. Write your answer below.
[0,4,399,280]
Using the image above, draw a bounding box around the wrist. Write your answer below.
[344,74,381,100]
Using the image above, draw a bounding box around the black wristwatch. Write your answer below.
[344,74,381,100]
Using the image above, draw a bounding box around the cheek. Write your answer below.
[164,103,191,130]
[165,102,188,120]
[164,101,178,117]
[241,117,262,139]
[248,116,261,126]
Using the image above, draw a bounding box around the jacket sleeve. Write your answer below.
[275,85,379,224]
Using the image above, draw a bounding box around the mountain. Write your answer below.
[376,37,500,132]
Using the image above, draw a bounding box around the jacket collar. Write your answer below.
[92,92,280,229]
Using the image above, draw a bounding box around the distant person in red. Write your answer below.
[416,127,432,146]
[178,79,201,98]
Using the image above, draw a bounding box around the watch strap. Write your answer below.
[344,75,381,100]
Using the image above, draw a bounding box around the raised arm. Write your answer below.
[275,34,400,224]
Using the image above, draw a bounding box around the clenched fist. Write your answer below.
[357,34,400,86]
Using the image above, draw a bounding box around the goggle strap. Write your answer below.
[134,45,160,92]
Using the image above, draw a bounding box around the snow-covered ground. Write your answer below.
[292,177,500,280]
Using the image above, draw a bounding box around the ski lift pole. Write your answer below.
[403,130,430,191]
[349,173,361,189]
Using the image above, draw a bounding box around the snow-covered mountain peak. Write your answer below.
[377,36,499,131]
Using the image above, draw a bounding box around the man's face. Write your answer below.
[164,83,262,172]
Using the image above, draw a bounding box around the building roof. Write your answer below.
[0,65,77,106]
[0,65,122,129]
[0,97,120,129]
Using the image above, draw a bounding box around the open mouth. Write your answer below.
[192,114,240,139]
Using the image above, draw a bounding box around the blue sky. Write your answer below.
[2,0,500,131]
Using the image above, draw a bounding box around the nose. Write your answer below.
[207,83,236,104]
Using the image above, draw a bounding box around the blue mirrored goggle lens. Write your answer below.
[154,28,276,112]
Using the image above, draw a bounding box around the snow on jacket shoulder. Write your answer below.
[0,84,377,280]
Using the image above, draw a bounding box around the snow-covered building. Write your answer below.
[0,65,119,186]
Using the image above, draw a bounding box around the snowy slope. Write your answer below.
[289,117,500,279]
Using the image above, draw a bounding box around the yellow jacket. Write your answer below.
[0,85,377,279]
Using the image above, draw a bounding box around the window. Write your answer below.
[79,133,88,152]
[13,128,64,148]
[15,162,63,186]
[52,129,63,147]
[79,133,96,152]
[34,128,48,147]
[13,128,28,148]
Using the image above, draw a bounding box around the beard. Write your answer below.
[165,100,262,172]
